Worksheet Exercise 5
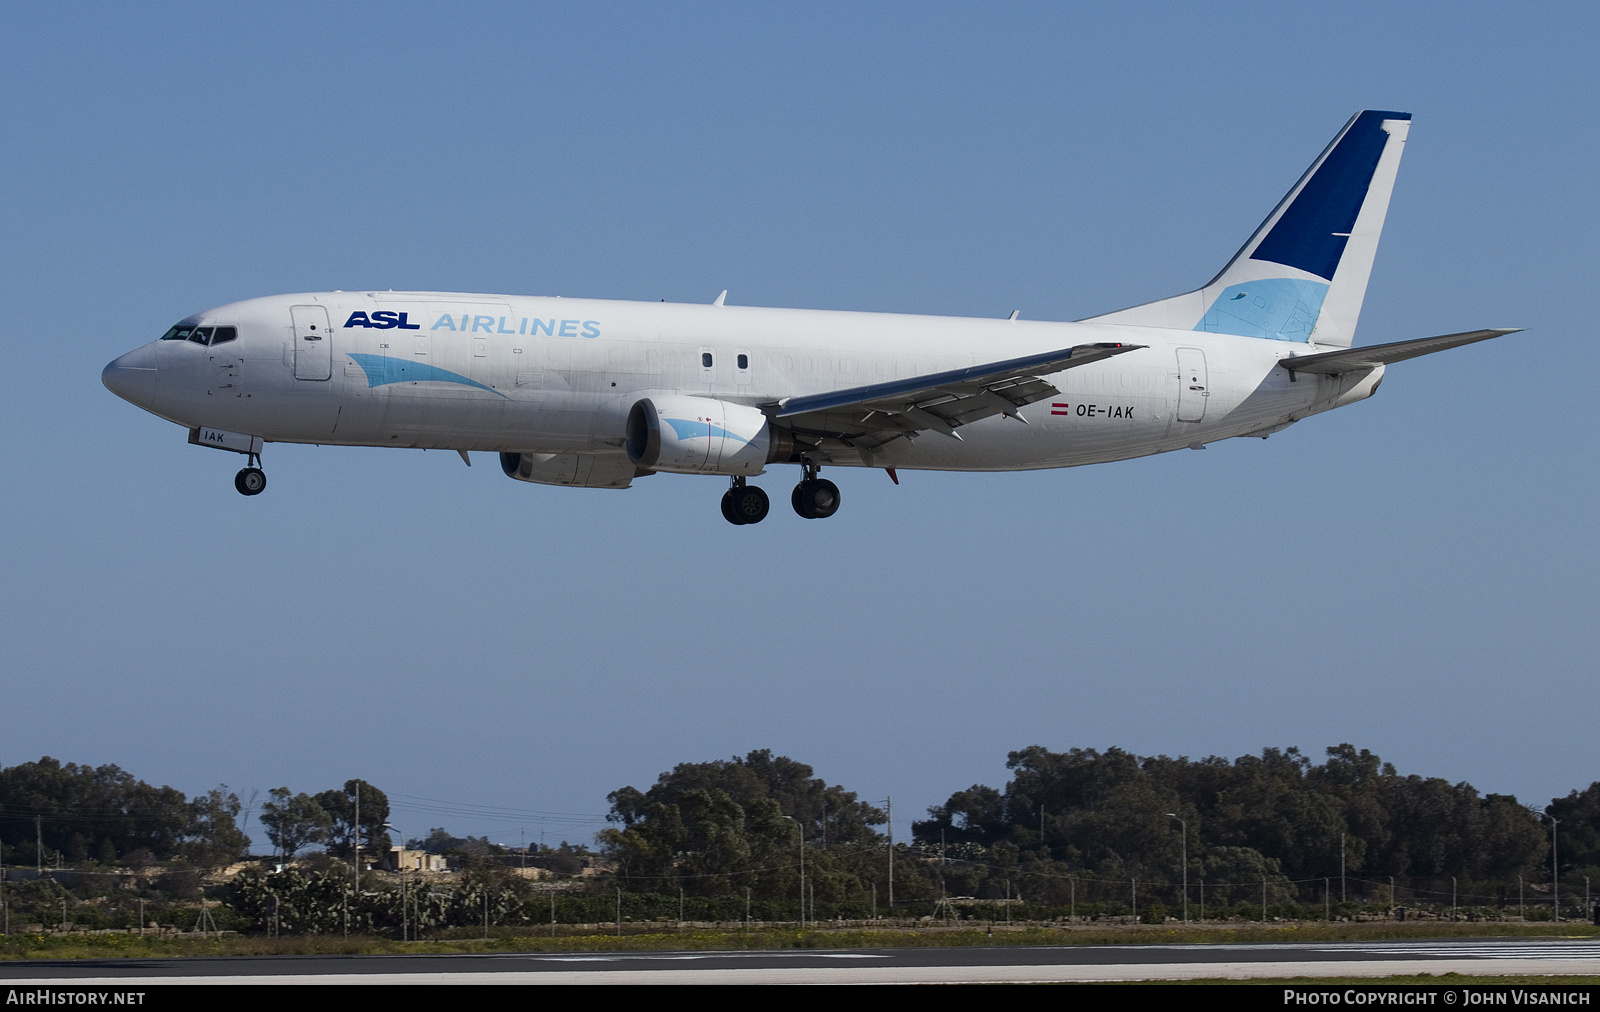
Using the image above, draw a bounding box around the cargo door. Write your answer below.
[424,302,509,391]
[292,305,332,381]
[514,345,540,388]
[469,309,513,393]
[1176,347,1208,422]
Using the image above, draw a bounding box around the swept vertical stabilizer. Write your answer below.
[1083,110,1411,349]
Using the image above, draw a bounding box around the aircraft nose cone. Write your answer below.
[102,344,158,405]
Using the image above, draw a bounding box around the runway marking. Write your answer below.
[4,940,1597,985]
[1133,941,1600,959]
[8,958,1600,985]
[1311,943,1600,959]
[529,952,886,962]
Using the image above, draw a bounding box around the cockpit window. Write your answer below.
[158,324,237,345]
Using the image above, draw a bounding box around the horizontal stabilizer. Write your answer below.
[1280,328,1523,374]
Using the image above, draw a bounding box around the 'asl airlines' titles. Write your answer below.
[342,312,601,338]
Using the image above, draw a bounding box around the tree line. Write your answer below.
[0,758,246,869]
[914,744,1596,912]
[0,745,1596,935]
[594,745,1600,916]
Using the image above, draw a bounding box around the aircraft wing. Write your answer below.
[1280,328,1523,374]
[767,342,1143,455]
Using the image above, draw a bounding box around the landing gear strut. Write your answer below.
[234,452,266,496]
[792,462,840,519]
[720,476,770,525]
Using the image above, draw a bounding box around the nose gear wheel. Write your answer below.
[235,467,267,496]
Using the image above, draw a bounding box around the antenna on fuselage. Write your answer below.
[1007,310,1019,321]
[712,290,727,307]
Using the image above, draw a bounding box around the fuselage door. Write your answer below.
[291,305,332,381]
[1176,347,1208,422]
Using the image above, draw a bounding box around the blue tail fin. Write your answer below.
[1084,111,1411,348]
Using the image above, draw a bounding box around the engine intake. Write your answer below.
[626,395,791,475]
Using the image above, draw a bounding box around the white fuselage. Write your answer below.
[107,290,1382,474]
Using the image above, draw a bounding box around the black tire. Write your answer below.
[809,478,840,518]
[792,482,813,519]
[235,467,266,496]
[721,489,745,525]
[794,478,839,519]
[733,485,769,524]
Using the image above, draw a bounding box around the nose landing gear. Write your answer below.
[720,477,770,525]
[234,453,266,496]
[791,463,840,519]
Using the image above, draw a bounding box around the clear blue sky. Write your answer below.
[1,2,1594,849]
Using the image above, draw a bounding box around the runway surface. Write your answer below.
[3,939,1599,984]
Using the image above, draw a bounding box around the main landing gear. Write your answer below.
[719,465,843,524]
[234,453,266,496]
[720,465,843,525]
[721,477,770,525]
[791,463,840,520]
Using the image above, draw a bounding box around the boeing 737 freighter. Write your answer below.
[103,111,1519,524]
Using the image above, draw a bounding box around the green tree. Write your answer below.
[315,779,391,862]
[260,788,331,860]
[602,750,890,902]
[182,786,250,867]
[1548,783,1600,877]
[0,757,190,864]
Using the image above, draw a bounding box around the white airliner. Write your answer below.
[104,110,1518,524]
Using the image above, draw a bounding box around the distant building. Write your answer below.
[386,846,449,873]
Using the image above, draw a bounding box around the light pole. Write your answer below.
[353,781,361,887]
[1547,813,1562,922]
[884,797,893,913]
[781,816,805,929]
[1166,814,1187,923]
[384,822,406,942]
[346,783,361,938]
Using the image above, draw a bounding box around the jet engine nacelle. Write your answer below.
[499,451,638,489]
[625,395,789,475]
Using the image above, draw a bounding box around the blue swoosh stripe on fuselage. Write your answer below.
[663,417,751,446]
[345,354,507,397]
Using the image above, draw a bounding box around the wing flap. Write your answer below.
[1280,328,1522,374]
[771,343,1143,441]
